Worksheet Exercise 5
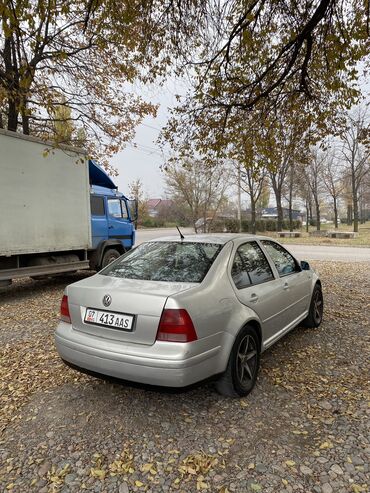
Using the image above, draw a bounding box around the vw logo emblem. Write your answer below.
[103,294,112,307]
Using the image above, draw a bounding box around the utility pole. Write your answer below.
[237,162,242,232]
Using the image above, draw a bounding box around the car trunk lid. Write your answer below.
[67,274,196,345]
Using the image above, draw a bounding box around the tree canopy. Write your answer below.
[0,0,159,162]
[159,0,369,160]
[1,0,369,164]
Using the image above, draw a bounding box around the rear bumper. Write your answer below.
[55,323,229,387]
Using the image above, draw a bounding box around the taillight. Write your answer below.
[156,309,197,343]
[60,295,71,323]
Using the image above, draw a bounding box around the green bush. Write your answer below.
[140,217,166,228]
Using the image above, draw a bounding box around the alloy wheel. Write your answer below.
[313,289,323,324]
[236,334,258,386]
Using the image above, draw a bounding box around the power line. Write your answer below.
[141,123,162,132]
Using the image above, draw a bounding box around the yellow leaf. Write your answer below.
[250,483,262,491]
[319,441,333,449]
[248,463,255,469]
[197,479,208,490]
[90,468,106,479]
[282,479,288,486]
[30,478,38,486]
[285,460,296,467]
[135,480,144,487]
[6,484,14,490]
[351,485,365,493]
[141,463,153,473]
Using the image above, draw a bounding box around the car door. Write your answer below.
[90,195,108,250]
[259,240,312,325]
[107,198,132,249]
[230,241,292,346]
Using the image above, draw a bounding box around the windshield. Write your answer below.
[101,241,222,283]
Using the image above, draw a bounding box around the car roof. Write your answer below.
[147,233,270,245]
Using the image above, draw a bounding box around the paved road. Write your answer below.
[136,228,370,262]
[284,244,370,262]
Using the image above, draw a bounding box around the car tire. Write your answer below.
[101,249,121,269]
[302,284,323,328]
[215,325,260,398]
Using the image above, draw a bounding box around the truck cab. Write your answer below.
[88,160,136,270]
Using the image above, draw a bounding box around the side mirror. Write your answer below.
[127,199,138,223]
[300,260,310,271]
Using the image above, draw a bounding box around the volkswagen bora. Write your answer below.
[55,234,323,397]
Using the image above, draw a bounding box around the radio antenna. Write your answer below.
[176,226,185,241]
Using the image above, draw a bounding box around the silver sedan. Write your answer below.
[55,234,323,397]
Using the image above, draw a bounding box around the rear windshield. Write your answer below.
[101,241,222,283]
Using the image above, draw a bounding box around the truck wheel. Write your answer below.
[101,249,121,269]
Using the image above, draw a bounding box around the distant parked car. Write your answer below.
[55,234,323,397]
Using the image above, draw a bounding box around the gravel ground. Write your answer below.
[0,262,369,493]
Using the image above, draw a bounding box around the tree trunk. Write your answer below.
[275,191,283,231]
[288,188,293,232]
[353,193,359,233]
[308,199,313,223]
[315,199,321,231]
[237,164,242,232]
[289,206,293,232]
[7,100,18,132]
[250,199,256,234]
[306,199,309,233]
[22,111,30,135]
[333,196,338,229]
[288,165,294,231]
[347,204,352,226]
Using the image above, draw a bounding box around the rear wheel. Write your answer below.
[215,325,260,397]
[101,249,121,269]
[302,284,323,328]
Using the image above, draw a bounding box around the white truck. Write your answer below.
[0,129,136,287]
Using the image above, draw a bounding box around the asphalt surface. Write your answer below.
[136,228,370,263]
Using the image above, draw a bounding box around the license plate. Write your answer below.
[84,308,133,330]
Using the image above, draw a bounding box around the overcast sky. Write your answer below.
[110,79,186,199]
[109,70,369,202]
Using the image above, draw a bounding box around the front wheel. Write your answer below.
[215,325,260,397]
[302,284,323,328]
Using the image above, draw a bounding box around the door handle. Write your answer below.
[283,282,289,290]
[250,293,259,303]
[108,225,114,229]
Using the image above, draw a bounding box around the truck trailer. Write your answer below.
[0,129,137,287]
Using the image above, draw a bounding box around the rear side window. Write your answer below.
[90,195,105,216]
[261,241,300,276]
[232,241,274,289]
[101,241,222,283]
